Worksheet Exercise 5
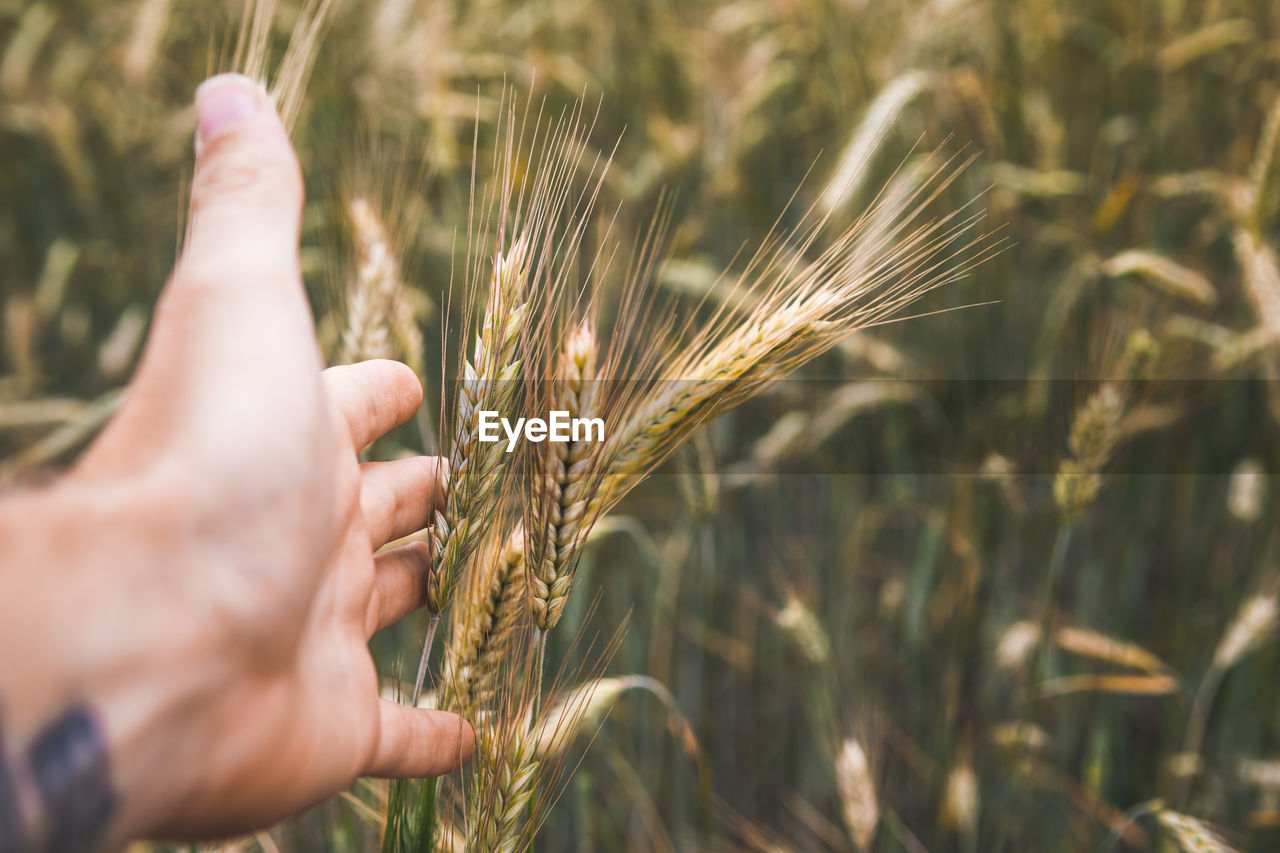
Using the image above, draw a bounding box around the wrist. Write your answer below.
[0,471,225,845]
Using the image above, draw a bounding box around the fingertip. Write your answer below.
[369,540,432,635]
[435,711,475,771]
[323,360,425,450]
[342,358,424,410]
[378,358,425,411]
[195,73,270,148]
[395,455,446,520]
[368,701,475,778]
[456,713,476,762]
[418,454,446,512]
[185,72,302,259]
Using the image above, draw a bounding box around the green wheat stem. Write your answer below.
[410,614,440,709]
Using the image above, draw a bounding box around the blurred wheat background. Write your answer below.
[2,0,1279,850]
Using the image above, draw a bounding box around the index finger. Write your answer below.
[323,360,424,450]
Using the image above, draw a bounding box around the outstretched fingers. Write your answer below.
[368,542,432,636]
[323,360,424,451]
[364,700,474,778]
[360,456,444,548]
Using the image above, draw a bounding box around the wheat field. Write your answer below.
[2,0,1279,851]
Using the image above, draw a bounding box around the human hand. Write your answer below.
[0,73,471,845]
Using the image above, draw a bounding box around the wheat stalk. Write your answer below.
[604,155,988,490]
[821,71,933,216]
[234,0,334,133]
[1232,228,1280,334]
[1225,96,1280,418]
[1178,591,1278,804]
[774,593,832,667]
[534,675,697,761]
[397,104,985,846]
[1053,625,1171,675]
[940,760,978,836]
[122,0,172,83]
[1227,458,1265,521]
[1099,249,1217,307]
[429,239,529,614]
[1247,94,1280,236]
[427,91,610,627]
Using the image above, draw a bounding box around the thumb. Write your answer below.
[151,70,317,410]
[89,73,321,475]
[183,73,304,281]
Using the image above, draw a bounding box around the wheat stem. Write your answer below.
[409,613,438,709]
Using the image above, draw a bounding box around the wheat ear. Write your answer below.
[511,155,989,643]
[443,526,527,714]
[339,197,399,364]
[428,239,529,614]
[411,240,528,704]
[1178,592,1277,805]
[1233,226,1280,330]
[602,154,990,494]
[940,759,979,836]
[1247,95,1280,237]
[234,0,334,133]
[834,738,879,852]
[467,718,539,853]
[1052,382,1125,521]
[527,322,602,632]
[1213,593,1279,669]
[444,326,603,712]
[1156,809,1236,853]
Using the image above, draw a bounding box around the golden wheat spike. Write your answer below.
[1053,382,1125,521]
[834,738,879,852]
[411,241,529,705]
[467,717,539,853]
[535,675,697,760]
[338,197,401,364]
[1212,593,1278,670]
[1100,249,1217,307]
[603,152,991,491]
[1156,808,1237,853]
[527,322,604,632]
[443,526,527,714]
